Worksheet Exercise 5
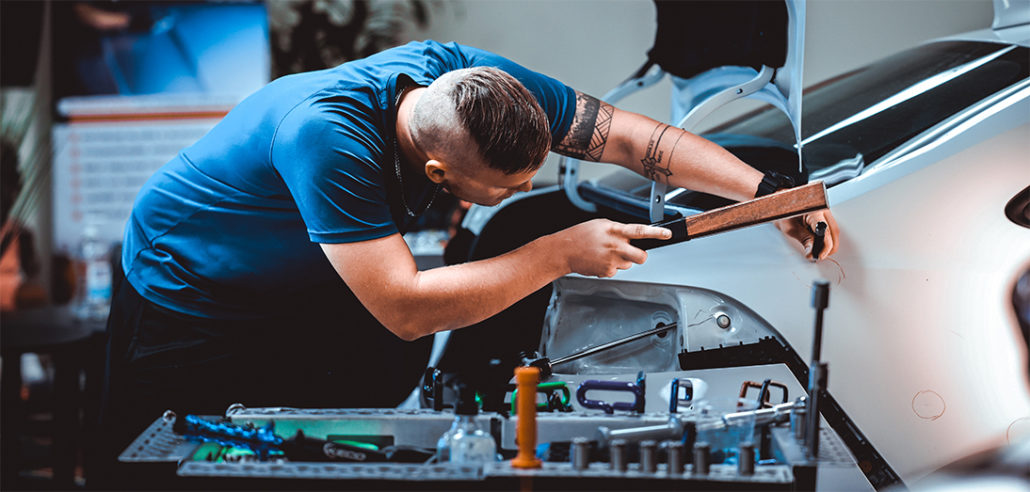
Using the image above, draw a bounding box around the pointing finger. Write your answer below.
[620,223,672,240]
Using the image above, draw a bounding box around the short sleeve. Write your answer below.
[457,45,577,143]
[270,99,397,244]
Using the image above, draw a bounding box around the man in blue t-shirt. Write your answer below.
[101,40,839,467]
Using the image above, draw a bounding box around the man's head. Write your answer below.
[409,67,550,205]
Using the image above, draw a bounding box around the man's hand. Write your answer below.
[775,208,840,261]
[319,219,669,339]
[553,219,672,277]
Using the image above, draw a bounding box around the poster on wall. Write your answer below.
[51,1,269,255]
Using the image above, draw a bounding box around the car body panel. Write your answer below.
[992,0,1030,30]
[611,117,1030,481]
[452,10,1030,486]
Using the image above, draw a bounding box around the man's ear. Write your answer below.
[425,159,447,184]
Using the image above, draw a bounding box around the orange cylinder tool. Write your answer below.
[511,366,542,469]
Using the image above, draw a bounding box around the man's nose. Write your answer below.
[519,180,533,192]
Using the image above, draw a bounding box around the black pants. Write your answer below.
[93,270,432,488]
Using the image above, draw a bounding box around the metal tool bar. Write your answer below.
[651,181,828,240]
[723,399,804,428]
[806,280,831,460]
[598,416,684,446]
[550,322,678,368]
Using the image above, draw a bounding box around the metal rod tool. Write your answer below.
[806,280,830,460]
[551,322,677,368]
[520,322,677,379]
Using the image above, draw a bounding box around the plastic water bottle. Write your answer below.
[436,384,497,464]
[76,222,112,321]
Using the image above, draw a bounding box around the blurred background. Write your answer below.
[0,0,994,488]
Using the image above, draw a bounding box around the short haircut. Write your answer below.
[411,67,551,175]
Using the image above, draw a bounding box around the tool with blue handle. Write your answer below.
[172,413,432,463]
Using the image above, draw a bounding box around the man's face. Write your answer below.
[439,160,536,206]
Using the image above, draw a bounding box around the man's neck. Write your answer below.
[395,87,429,176]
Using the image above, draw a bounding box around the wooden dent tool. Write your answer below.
[634,181,829,250]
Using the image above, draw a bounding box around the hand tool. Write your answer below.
[421,367,445,411]
[807,280,830,459]
[511,366,543,469]
[739,379,789,409]
[520,322,677,380]
[510,381,572,414]
[722,399,805,429]
[597,416,686,447]
[634,181,829,250]
[669,377,694,413]
[811,221,827,259]
[172,413,433,463]
[576,379,646,414]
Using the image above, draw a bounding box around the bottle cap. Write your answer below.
[455,383,478,416]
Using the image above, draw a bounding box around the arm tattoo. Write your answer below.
[640,123,681,184]
[553,91,613,162]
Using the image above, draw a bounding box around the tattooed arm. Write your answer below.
[553,91,762,201]
[552,91,840,260]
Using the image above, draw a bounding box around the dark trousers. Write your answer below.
[93,270,432,488]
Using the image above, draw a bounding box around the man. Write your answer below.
[101,40,838,464]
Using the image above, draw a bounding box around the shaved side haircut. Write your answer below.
[411,67,551,175]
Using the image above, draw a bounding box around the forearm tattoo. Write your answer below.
[553,91,613,162]
[640,123,682,184]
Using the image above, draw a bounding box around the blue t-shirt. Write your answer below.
[123,40,576,319]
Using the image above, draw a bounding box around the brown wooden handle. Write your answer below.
[656,181,828,240]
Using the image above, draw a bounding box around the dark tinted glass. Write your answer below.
[603,41,1029,213]
[715,40,1029,178]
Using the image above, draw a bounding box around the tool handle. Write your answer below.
[637,182,828,251]
[811,221,827,259]
[511,367,543,469]
[676,181,827,238]
[576,380,645,414]
[510,382,571,414]
[669,378,694,413]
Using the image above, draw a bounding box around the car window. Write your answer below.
[593,41,1028,213]
[714,40,1029,181]
[625,41,1029,212]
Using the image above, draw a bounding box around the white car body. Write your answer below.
[603,24,1030,484]
[449,7,1030,488]
[617,101,1030,483]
